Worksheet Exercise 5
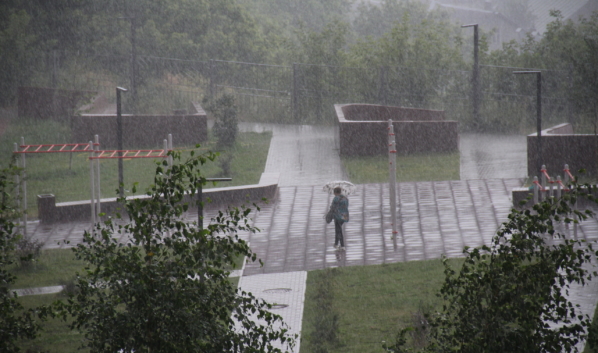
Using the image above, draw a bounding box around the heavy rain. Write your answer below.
[1,0,598,352]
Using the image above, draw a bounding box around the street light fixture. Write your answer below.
[513,71,542,172]
[462,24,480,129]
[116,86,128,197]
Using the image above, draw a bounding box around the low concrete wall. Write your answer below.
[335,104,459,156]
[527,123,598,177]
[38,173,280,224]
[72,102,208,148]
[18,86,97,120]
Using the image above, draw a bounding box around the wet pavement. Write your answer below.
[21,123,598,351]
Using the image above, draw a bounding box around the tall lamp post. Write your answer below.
[116,86,128,197]
[513,71,542,172]
[462,24,480,129]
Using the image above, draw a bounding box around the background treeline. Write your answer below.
[1,0,597,132]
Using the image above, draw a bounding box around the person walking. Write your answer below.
[329,186,349,250]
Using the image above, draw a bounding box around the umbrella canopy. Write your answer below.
[323,180,356,195]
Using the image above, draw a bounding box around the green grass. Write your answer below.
[0,115,271,218]
[342,152,460,184]
[301,258,464,353]
[17,293,85,353]
[9,249,84,289]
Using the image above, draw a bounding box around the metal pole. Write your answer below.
[94,135,101,216]
[462,24,480,128]
[89,141,96,228]
[13,143,21,234]
[209,59,215,99]
[20,137,27,236]
[167,133,173,167]
[198,183,203,231]
[116,87,128,197]
[514,71,542,172]
[292,63,298,122]
[537,72,542,171]
[388,120,398,239]
[130,17,138,112]
[163,139,168,169]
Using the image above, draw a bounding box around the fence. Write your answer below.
[10,50,573,131]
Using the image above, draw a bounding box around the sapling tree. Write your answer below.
[384,183,598,353]
[56,149,294,353]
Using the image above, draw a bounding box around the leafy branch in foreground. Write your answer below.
[0,165,49,353]
[385,182,598,353]
[55,149,294,353]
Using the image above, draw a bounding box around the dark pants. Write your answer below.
[334,219,344,247]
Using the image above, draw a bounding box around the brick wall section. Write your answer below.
[72,113,208,149]
[18,86,97,120]
[527,123,598,177]
[336,104,459,156]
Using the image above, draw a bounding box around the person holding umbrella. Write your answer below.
[329,186,349,250]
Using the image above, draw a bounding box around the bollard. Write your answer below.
[556,175,562,199]
[167,134,173,167]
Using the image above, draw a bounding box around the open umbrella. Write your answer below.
[323,180,356,196]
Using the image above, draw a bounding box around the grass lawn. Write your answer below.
[342,152,460,184]
[301,258,464,353]
[0,116,271,218]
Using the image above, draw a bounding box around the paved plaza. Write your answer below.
[21,123,598,351]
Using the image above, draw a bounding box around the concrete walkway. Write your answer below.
[22,124,598,352]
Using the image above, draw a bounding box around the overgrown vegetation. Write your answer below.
[53,148,294,352]
[384,184,598,353]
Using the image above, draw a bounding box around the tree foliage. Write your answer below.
[56,150,294,353]
[0,165,48,353]
[205,94,239,148]
[385,184,598,353]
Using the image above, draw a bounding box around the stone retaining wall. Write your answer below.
[527,123,598,177]
[72,102,208,148]
[335,103,459,156]
[38,173,279,224]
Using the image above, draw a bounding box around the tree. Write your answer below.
[385,183,598,353]
[56,149,294,353]
[0,165,48,353]
[205,94,239,148]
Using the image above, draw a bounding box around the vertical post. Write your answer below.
[130,17,138,112]
[116,87,127,197]
[198,184,203,231]
[167,133,173,167]
[163,139,169,169]
[52,50,58,88]
[20,137,27,236]
[209,59,215,99]
[388,120,398,239]
[13,143,21,234]
[292,63,298,122]
[540,164,547,201]
[536,72,543,171]
[94,135,101,216]
[533,176,539,204]
[462,24,480,128]
[556,176,562,199]
[473,25,480,127]
[89,141,96,229]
